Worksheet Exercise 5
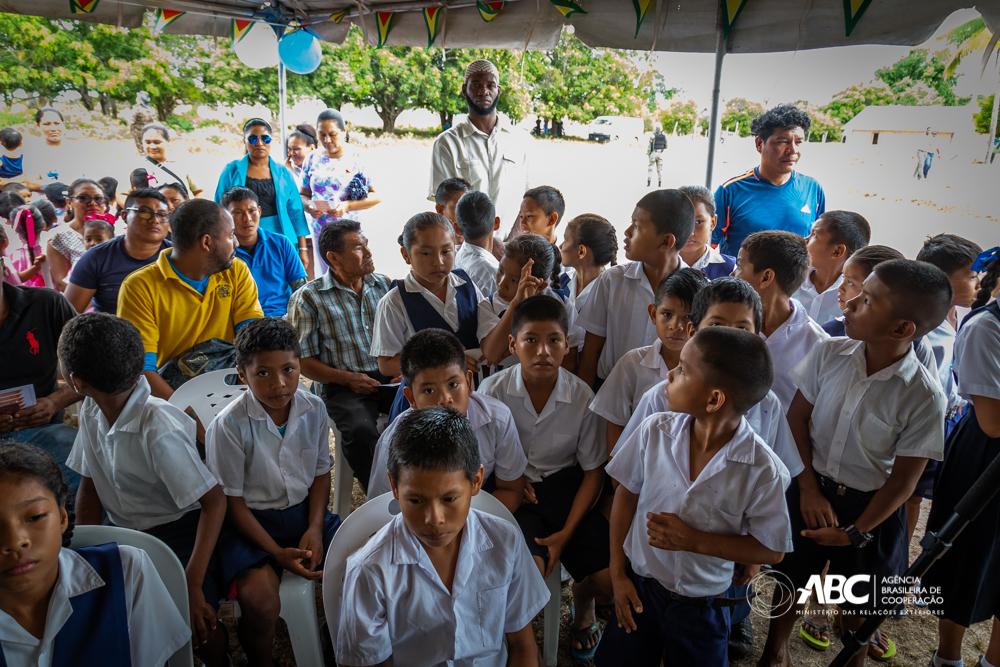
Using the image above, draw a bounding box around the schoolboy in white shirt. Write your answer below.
[758,260,952,667]
[336,407,548,667]
[733,230,829,409]
[368,328,527,513]
[793,210,871,326]
[597,327,793,666]
[453,190,501,296]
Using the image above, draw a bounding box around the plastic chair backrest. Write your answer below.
[166,368,247,425]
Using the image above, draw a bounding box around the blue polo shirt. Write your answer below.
[234,227,307,317]
[68,236,171,314]
[712,167,825,255]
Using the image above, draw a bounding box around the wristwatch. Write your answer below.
[845,524,873,549]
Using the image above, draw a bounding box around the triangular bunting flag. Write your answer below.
[69,0,99,13]
[720,0,749,38]
[231,19,253,47]
[375,12,396,48]
[423,7,444,47]
[843,0,873,36]
[477,1,506,22]
[549,0,586,17]
[152,8,184,34]
[330,8,349,24]
[632,0,653,38]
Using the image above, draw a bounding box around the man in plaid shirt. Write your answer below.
[289,219,396,493]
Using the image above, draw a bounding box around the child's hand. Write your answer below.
[799,486,838,530]
[465,354,481,374]
[298,528,325,573]
[732,563,760,587]
[522,481,538,504]
[32,255,45,268]
[512,259,543,305]
[610,571,643,633]
[274,546,323,580]
[646,512,695,551]
[800,526,851,547]
[533,530,569,579]
[187,584,217,648]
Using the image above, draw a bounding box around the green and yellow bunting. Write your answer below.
[375,12,396,48]
[477,1,506,22]
[423,7,444,47]
[549,0,586,18]
[69,0,99,13]
[152,8,184,34]
[720,0,749,38]
[330,8,349,23]
[632,0,652,38]
[231,19,253,47]
[843,0,873,36]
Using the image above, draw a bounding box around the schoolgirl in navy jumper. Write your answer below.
[558,214,618,313]
[677,185,736,280]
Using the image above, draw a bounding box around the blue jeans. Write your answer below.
[1,424,81,494]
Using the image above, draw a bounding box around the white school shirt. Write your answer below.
[606,412,793,597]
[794,269,845,326]
[618,379,804,477]
[0,546,189,667]
[65,376,217,531]
[954,307,1000,402]
[578,258,688,380]
[335,509,549,667]
[689,245,731,275]
[370,271,491,358]
[368,393,528,498]
[924,320,965,414]
[478,288,586,349]
[478,366,606,483]
[761,299,830,409]
[790,337,947,493]
[454,242,499,297]
[206,388,331,510]
[590,341,671,427]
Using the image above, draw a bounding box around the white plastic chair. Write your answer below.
[71,525,194,667]
[322,491,562,667]
[167,369,325,667]
[329,414,389,520]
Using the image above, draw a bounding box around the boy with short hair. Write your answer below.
[793,210,872,325]
[578,189,695,388]
[519,185,565,243]
[734,230,829,409]
[368,328,527,513]
[479,294,612,660]
[0,127,24,181]
[598,327,793,666]
[758,259,952,667]
[435,176,473,246]
[336,407,548,667]
[454,190,502,296]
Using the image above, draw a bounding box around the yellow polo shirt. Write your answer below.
[117,248,263,367]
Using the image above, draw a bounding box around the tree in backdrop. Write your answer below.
[939,17,999,155]
[821,82,896,125]
[719,98,764,137]
[974,94,999,137]
[658,99,700,135]
[875,47,969,106]
[793,101,842,142]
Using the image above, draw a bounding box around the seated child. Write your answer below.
[0,190,25,223]
[62,312,229,666]
[597,327,792,666]
[0,442,190,666]
[793,210,871,325]
[206,317,341,667]
[518,185,565,244]
[758,259,952,667]
[734,230,829,409]
[820,244,904,337]
[479,294,612,661]
[591,268,709,454]
[453,190,501,296]
[368,328,527,513]
[434,176,472,247]
[82,217,114,251]
[578,189,695,388]
[9,204,47,288]
[558,213,617,313]
[336,407,549,667]
[0,128,23,181]
[677,185,736,279]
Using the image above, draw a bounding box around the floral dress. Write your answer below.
[301,145,368,270]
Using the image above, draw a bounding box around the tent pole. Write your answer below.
[278,62,288,161]
[705,22,726,189]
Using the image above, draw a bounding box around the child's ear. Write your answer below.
[705,387,726,414]
[236,366,248,385]
[400,246,412,266]
[686,321,697,338]
[402,386,417,409]
[709,215,718,232]
[435,203,445,216]
[832,244,848,260]
[547,213,559,230]
[465,369,475,391]
[647,302,657,324]
[388,472,400,500]
[891,319,917,342]
[758,268,776,291]
[508,334,517,357]
[493,216,501,232]
[660,233,677,253]
[471,464,485,495]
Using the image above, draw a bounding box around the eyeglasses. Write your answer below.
[73,195,108,206]
[247,135,271,145]
[126,207,170,222]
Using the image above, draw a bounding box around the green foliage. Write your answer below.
[974,94,998,137]
[875,48,964,106]
[659,99,699,135]
[719,98,763,137]
[821,82,896,125]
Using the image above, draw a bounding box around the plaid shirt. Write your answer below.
[289,270,391,374]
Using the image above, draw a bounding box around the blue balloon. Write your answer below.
[279,30,322,74]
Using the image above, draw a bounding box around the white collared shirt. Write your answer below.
[590,341,671,427]
[0,546,189,667]
[206,388,331,510]
[370,271,490,358]
[618,380,804,477]
[454,242,500,297]
[924,320,965,412]
[368,393,528,498]
[335,509,548,667]
[479,288,585,349]
[65,377,217,531]
[578,259,688,379]
[790,337,947,492]
[760,299,830,409]
[793,269,845,326]
[478,366,606,483]
[607,412,793,597]
[954,307,1000,401]
[689,245,729,273]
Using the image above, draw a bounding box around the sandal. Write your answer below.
[799,616,832,651]
[570,604,603,662]
[869,631,896,662]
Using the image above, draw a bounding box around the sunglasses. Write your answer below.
[73,195,108,206]
[247,135,272,145]
[126,207,170,222]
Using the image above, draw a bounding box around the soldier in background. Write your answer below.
[647,122,667,187]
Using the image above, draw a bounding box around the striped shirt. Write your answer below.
[288,270,390,373]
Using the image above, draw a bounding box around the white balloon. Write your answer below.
[233,23,280,70]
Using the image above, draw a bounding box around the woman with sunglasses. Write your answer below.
[45,178,108,291]
[215,118,310,272]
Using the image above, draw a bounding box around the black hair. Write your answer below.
[234,317,300,369]
[58,313,143,395]
[157,182,189,200]
[401,212,453,252]
[511,293,569,338]
[0,127,22,152]
[66,178,105,222]
[564,214,617,266]
[42,182,67,208]
[169,199,228,251]
[454,190,495,241]
[221,186,259,208]
[523,185,566,225]
[11,205,44,261]
[242,118,272,134]
[387,407,481,485]
[691,327,773,414]
[129,168,151,191]
[0,442,74,547]
[915,234,983,276]
[435,177,472,207]
[34,107,64,125]
[846,245,904,277]
[750,104,812,142]
[319,219,362,266]
[740,230,810,296]
[83,218,114,240]
[400,329,467,387]
[689,277,764,334]
[873,259,953,338]
[316,109,346,131]
[503,234,563,290]
[0,191,26,220]
[34,200,57,229]
[123,187,168,211]
[0,224,7,246]
[972,255,999,311]
[635,189,695,246]
[678,184,716,217]
[1,183,28,193]
[819,210,871,257]
[140,122,170,141]
[98,177,119,203]
[654,267,709,309]
[287,123,318,148]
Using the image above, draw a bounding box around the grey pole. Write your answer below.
[705,21,727,189]
[278,62,288,161]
